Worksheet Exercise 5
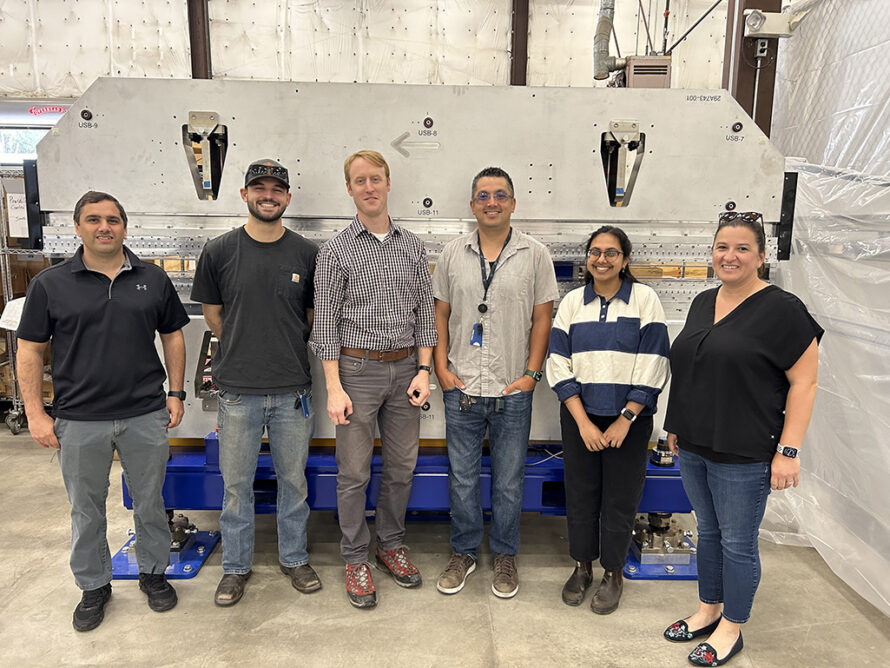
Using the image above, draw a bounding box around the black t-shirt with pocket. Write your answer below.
[191,227,318,394]
[664,284,824,462]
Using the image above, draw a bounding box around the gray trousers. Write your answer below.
[335,355,420,564]
[56,408,171,590]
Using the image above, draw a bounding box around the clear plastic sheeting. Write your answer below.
[208,0,512,85]
[772,0,890,176]
[764,161,890,617]
[0,0,191,98]
[527,0,727,88]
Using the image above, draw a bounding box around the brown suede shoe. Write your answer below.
[591,570,623,614]
[561,561,593,606]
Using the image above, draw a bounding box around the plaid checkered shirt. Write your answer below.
[309,216,437,360]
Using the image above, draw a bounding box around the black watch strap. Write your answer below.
[418,365,432,373]
[167,390,186,400]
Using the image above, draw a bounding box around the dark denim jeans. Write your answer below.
[679,448,772,623]
[443,388,534,559]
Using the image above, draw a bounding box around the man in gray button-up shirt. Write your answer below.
[432,167,558,599]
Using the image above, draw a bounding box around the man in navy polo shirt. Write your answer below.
[17,191,189,632]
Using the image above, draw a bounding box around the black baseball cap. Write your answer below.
[244,159,289,189]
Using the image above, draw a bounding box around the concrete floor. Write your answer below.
[1,435,888,667]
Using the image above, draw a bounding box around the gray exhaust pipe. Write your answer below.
[593,0,626,80]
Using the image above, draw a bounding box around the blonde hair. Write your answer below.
[344,150,390,183]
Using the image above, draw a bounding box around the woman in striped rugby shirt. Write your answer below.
[546,225,670,614]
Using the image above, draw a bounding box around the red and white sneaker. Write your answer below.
[345,563,377,609]
[375,546,423,588]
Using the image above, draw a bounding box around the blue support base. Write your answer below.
[119,434,696,580]
[111,530,221,580]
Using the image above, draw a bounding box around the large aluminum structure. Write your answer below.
[35,78,788,442]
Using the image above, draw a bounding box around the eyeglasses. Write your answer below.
[587,248,623,259]
[718,211,764,228]
[474,191,512,203]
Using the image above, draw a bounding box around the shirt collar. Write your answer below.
[349,215,402,238]
[464,227,528,256]
[70,245,143,273]
[583,278,633,305]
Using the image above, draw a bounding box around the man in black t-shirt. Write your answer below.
[191,159,320,607]
[17,191,189,632]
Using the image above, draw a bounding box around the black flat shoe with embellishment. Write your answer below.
[688,633,743,666]
[663,617,721,642]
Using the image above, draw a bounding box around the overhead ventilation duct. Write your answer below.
[593,0,627,80]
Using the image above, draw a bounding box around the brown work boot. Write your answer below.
[214,571,252,607]
[561,561,593,606]
[491,553,519,599]
[280,563,322,593]
[591,570,623,614]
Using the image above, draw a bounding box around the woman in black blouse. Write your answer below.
[661,212,823,666]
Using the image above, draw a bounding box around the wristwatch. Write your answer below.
[418,365,432,373]
[524,369,543,382]
[620,407,638,423]
[776,444,799,458]
[167,390,187,400]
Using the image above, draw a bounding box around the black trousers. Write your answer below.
[560,404,653,571]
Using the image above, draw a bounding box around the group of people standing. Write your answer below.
[18,151,821,667]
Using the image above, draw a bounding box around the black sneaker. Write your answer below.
[138,573,178,612]
[72,583,112,632]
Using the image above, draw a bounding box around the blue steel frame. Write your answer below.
[119,434,695,580]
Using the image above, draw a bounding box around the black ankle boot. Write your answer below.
[591,570,623,614]
[561,561,593,606]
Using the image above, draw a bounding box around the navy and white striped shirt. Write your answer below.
[309,216,437,360]
[546,279,670,416]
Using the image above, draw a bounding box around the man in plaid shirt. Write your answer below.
[309,150,437,609]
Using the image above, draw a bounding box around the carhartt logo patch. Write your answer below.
[136,284,148,290]
[291,273,301,283]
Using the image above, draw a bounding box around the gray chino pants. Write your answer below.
[335,355,420,564]
[56,408,171,590]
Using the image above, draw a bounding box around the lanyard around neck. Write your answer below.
[477,228,513,305]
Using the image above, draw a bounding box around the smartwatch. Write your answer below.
[524,369,543,382]
[776,444,799,458]
[620,407,637,423]
[418,365,432,373]
[167,390,186,400]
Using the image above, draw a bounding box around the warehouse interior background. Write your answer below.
[0,0,888,665]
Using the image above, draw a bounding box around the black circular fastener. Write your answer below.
[421,402,431,411]
[732,122,743,133]
[423,117,434,128]
[422,197,433,208]
[478,303,488,313]
[80,109,93,121]
[725,201,737,211]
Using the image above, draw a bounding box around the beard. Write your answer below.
[247,199,285,223]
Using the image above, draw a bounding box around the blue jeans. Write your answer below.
[56,408,171,590]
[443,389,534,559]
[217,390,313,574]
[679,448,772,623]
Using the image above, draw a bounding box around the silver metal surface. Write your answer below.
[35,78,787,440]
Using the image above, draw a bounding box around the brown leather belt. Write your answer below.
[340,346,414,362]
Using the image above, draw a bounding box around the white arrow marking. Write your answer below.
[390,131,441,157]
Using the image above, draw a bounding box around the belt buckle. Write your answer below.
[373,350,385,362]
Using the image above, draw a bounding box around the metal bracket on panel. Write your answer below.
[182,111,227,201]
[601,120,645,207]
[194,329,219,411]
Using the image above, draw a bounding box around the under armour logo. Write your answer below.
[136,284,148,291]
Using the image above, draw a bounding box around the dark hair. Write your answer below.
[716,211,765,254]
[471,167,514,198]
[583,225,637,284]
[73,191,128,228]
